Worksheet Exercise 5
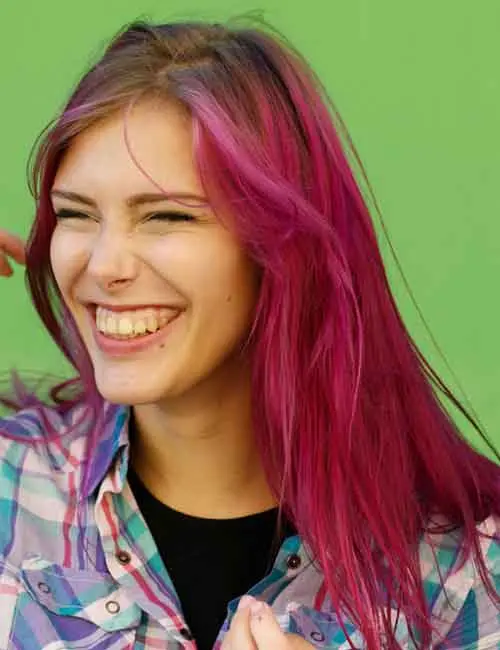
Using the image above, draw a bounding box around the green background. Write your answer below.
[1,1,498,454]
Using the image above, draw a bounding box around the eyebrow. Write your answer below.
[50,189,209,208]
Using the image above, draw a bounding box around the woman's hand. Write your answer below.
[0,230,26,276]
[221,596,315,650]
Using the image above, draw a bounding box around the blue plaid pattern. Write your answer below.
[0,401,498,648]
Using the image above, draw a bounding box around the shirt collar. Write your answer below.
[81,402,132,500]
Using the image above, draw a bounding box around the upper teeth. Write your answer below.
[95,306,173,337]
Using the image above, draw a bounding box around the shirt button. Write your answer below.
[37,581,51,594]
[286,553,301,570]
[116,549,132,565]
[105,600,121,615]
[179,628,194,641]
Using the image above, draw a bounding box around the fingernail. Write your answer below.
[237,595,254,610]
[250,600,265,616]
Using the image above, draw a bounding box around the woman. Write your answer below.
[0,18,498,650]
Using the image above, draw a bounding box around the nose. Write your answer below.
[86,227,138,291]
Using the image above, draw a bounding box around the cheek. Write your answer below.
[146,235,258,325]
[49,229,89,295]
[195,251,259,328]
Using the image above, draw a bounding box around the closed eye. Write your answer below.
[54,210,195,222]
[146,212,196,222]
[54,209,91,220]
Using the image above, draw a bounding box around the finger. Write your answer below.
[0,232,26,265]
[0,255,14,277]
[286,634,317,650]
[222,596,257,650]
[249,601,290,650]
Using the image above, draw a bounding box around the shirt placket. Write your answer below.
[213,534,311,648]
[94,448,197,648]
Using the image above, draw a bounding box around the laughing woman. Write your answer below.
[0,19,499,650]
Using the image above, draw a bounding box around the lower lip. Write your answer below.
[89,310,181,357]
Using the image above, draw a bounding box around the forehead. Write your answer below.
[53,99,202,198]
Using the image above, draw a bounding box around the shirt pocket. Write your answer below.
[285,604,365,649]
[8,554,142,649]
[285,604,416,649]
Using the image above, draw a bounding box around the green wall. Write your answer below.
[1,1,498,453]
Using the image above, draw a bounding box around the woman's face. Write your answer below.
[50,98,259,405]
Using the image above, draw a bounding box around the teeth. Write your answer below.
[134,320,147,335]
[95,306,174,338]
[118,318,133,336]
[106,316,117,335]
[146,314,158,333]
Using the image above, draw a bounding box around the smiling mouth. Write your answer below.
[92,305,180,340]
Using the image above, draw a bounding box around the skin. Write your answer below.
[221,595,312,650]
[0,231,25,275]
[48,97,277,519]
[1,97,313,649]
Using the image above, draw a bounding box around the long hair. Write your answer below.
[5,17,499,649]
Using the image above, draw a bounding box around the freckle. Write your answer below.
[159,343,165,349]
[226,294,232,303]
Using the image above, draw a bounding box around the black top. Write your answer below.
[127,464,295,650]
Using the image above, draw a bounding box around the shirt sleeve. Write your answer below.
[434,515,500,649]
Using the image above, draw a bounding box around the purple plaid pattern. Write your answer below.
[0,401,498,648]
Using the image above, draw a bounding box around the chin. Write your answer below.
[94,374,174,405]
[90,355,181,405]
[95,386,160,405]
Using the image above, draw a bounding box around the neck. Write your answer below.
[129,358,276,519]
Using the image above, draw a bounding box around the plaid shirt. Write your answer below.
[0,400,498,649]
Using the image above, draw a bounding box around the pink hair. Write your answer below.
[4,17,499,648]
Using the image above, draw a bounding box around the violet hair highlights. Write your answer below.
[5,17,499,649]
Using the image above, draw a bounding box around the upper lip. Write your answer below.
[88,302,182,313]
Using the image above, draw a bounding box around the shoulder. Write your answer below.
[0,399,118,558]
[420,514,500,648]
[0,400,96,473]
